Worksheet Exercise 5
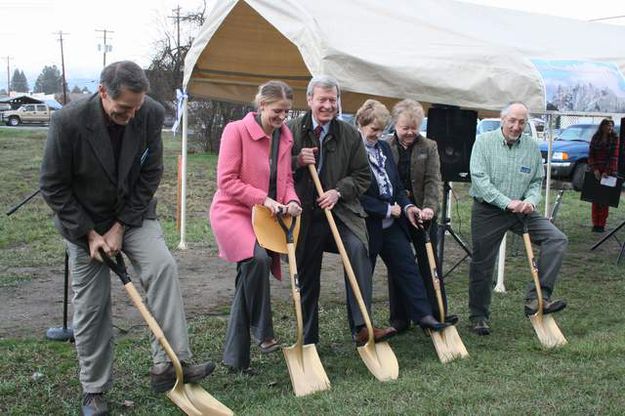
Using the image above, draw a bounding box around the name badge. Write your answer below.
[520,166,531,174]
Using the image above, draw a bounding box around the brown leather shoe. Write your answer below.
[150,361,216,393]
[353,326,397,346]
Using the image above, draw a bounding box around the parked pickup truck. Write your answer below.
[1,103,54,126]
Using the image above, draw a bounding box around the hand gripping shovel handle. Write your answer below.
[306,165,375,343]
[99,249,184,382]
[517,215,544,315]
[421,223,446,322]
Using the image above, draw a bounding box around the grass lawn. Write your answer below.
[1,128,625,415]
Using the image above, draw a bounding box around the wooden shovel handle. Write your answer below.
[424,240,446,322]
[521,231,544,314]
[307,164,375,343]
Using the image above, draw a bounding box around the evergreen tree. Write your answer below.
[11,69,29,92]
[34,65,64,94]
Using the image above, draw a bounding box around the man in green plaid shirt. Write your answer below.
[468,102,568,336]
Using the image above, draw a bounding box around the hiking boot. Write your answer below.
[524,298,567,316]
[81,393,108,416]
[150,361,216,393]
[471,319,490,336]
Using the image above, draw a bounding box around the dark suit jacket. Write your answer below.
[288,112,371,249]
[360,139,412,253]
[40,93,164,244]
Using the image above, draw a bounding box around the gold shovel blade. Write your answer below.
[283,344,331,397]
[529,313,568,349]
[429,326,469,364]
[167,383,234,416]
[357,341,399,381]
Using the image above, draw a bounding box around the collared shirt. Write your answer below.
[469,128,543,210]
[312,118,330,173]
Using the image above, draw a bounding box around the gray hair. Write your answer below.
[306,75,341,97]
[500,101,529,119]
[100,61,149,99]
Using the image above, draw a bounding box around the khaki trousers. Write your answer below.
[66,220,191,393]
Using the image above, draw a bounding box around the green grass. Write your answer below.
[1,129,625,414]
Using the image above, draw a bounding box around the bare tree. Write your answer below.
[146,0,254,153]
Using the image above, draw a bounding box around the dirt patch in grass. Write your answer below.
[0,243,423,340]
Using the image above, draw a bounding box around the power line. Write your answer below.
[588,14,625,22]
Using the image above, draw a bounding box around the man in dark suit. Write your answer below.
[288,75,396,346]
[40,61,213,416]
[355,99,447,333]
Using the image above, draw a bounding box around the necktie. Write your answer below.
[313,125,324,172]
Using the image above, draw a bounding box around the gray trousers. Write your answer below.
[66,219,191,393]
[468,200,568,322]
[222,243,274,370]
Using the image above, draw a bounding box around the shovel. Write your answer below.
[100,250,234,416]
[308,165,399,381]
[518,216,568,349]
[252,205,331,396]
[422,224,469,363]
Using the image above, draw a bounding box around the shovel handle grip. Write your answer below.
[276,212,297,244]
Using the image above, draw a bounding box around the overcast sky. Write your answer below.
[0,0,623,91]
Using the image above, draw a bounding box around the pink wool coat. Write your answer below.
[209,112,300,279]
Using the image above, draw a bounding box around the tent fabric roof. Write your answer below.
[184,0,625,115]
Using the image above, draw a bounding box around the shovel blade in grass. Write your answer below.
[167,382,234,416]
[529,313,568,349]
[357,340,399,382]
[283,344,331,397]
[423,228,469,363]
[429,326,469,364]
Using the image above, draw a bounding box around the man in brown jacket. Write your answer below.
[288,75,396,345]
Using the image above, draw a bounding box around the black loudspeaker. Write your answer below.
[618,117,625,178]
[426,106,478,182]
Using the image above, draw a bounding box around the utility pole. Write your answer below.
[95,29,114,68]
[3,56,12,95]
[54,31,69,105]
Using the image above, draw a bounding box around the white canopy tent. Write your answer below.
[177,0,625,247]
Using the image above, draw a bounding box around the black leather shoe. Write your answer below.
[389,320,410,334]
[81,393,108,416]
[418,315,449,332]
[443,314,459,326]
[150,361,216,393]
[471,319,490,336]
[524,299,567,316]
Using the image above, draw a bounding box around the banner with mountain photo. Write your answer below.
[531,59,625,114]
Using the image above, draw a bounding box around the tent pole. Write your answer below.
[494,233,507,293]
[177,96,188,250]
[544,113,553,217]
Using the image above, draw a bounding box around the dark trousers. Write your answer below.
[371,222,433,323]
[468,201,568,322]
[223,243,274,370]
[388,219,448,325]
[296,212,372,344]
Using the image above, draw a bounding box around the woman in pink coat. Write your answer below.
[210,80,301,373]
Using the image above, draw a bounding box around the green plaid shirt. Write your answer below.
[469,128,543,210]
